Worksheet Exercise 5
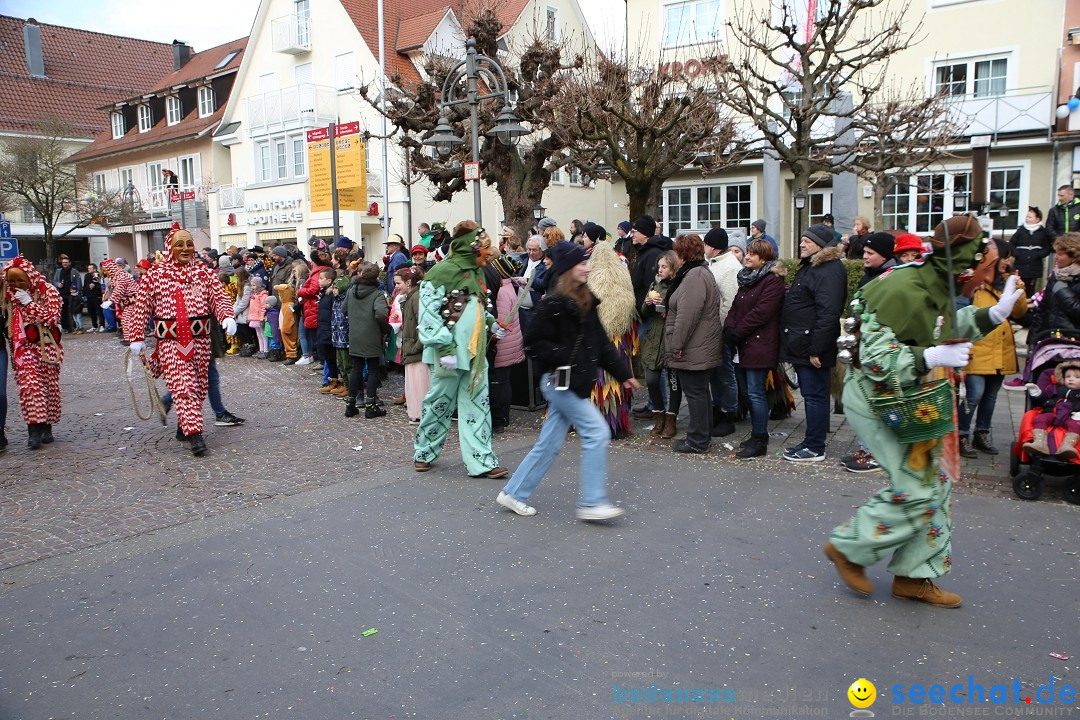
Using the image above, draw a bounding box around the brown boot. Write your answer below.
[823,541,872,596]
[891,576,962,608]
[958,435,977,458]
[330,380,349,397]
[1057,432,1080,460]
[660,412,677,440]
[1023,428,1049,455]
[319,379,337,394]
[650,411,665,438]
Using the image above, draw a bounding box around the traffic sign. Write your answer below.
[0,237,19,261]
[0,220,11,239]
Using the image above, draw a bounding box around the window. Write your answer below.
[21,204,41,223]
[93,173,107,194]
[662,0,723,49]
[334,52,355,91]
[973,58,1007,98]
[550,167,562,183]
[568,166,581,186]
[178,156,197,187]
[166,96,182,126]
[292,137,305,177]
[663,187,692,237]
[881,176,910,231]
[198,86,215,117]
[254,133,307,183]
[933,55,1009,99]
[990,168,1021,230]
[111,112,125,139]
[276,140,288,179]
[147,162,163,189]
[934,63,967,98]
[545,6,559,42]
[119,167,134,192]
[138,104,153,132]
[214,50,241,71]
[659,181,752,238]
[257,142,271,182]
[294,0,310,46]
[881,168,1023,232]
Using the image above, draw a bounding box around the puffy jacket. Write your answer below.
[297,264,329,329]
[724,263,786,370]
[399,286,423,364]
[248,290,267,323]
[1047,199,1080,240]
[524,292,632,399]
[965,280,1028,375]
[1033,267,1080,338]
[315,290,335,346]
[630,235,673,310]
[779,244,847,367]
[233,282,252,323]
[493,278,525,369]
[639,277,671,371]
[707,251,741,324]
[664,264,724,371]
[1011,225,1052,280]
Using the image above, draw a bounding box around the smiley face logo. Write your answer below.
[847,678,876,709]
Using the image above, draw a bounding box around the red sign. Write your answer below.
[306,121,362,143]
[169,190,196,202]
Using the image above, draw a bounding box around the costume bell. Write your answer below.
[412,222,508,478]
[123,229,235,455]
[3,256,64,449]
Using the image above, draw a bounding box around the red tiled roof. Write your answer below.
[340,0,530,85]
[396,8,451,52]
[0,15,176,137]
[143,38,247,98]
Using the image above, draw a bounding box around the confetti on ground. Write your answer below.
[361,628,378,637]
[123,426,135,431]
[353,445,363,452]
[94,413,104,416]
[1050,652,1070,661]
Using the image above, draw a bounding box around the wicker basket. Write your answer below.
[866,378,955,444]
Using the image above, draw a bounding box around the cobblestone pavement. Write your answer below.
[0,333,1044,573]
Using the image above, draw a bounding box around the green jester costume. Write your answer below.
[825,216,1021,608]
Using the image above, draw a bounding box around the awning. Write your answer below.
[10,222,110,238]
[257,229,298,241]
[309,227,335,238]
[219,233,247,246]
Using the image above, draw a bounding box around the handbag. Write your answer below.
[857,353,954,444]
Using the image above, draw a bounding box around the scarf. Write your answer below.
[1055,264,1080,283]
[736,260,778,289]
[664,259,707,307]
[1024,222,1043,233]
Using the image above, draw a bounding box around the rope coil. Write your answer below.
[124,348,167,424]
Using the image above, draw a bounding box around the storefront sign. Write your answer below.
[658,56,726,81]
[244,198,303,225]
[307,121,367,213]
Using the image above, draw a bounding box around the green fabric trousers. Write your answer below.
[829,380,954,579]
[336,348,351,378]
[413,365,500,476]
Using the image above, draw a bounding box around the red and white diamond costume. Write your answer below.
[3,256,63,425]
[124,241,233,437]
[102,259,136,329]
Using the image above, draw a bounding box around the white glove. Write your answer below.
[439,355,458,370]
[13,289,31,305]
[222,318,237,336]
[129,341,146,355]
[1026,383,1041,397]
[493,324,508,340]
[1072,412,1080,422]
[100,300,113,310]
[988,275,1024,325]
[923,342,972,369]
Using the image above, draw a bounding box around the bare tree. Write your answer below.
[0,117,122,269]
[840,83,970,230]
[551,51,744,221]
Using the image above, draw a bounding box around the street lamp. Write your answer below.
[533,203,545,221]
[793,190,806,256]
[423,38,529,223]
[122,181,140,258]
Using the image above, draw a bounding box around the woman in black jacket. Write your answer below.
[496,243,640,521]
[1011,206,1052,297]
[1033,232,1080,339]
[82,263,105,332]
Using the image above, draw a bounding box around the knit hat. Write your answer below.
[802,224,834,248]
[728,233,747,254]
[632,215,655,237]
[822,213,835,225]
[537,216,557,230]
[271,246,289,258]
[862,232,895,260]
[751,219,767,233]
[549,241,587,280]
[500,226,515,238]
[217,256,235,274]
[410,244,428,255]
[335,236,353,249]
[582,222,606,242]
[703,227,729,250]
[893,233,924,256]
[264,295,279,308]
[491,255,521,279]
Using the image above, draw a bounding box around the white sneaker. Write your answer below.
[295,356,314,366]
[576,503,625,521]
[496,492,536,516]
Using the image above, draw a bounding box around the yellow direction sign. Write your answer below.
[307,122,367,213]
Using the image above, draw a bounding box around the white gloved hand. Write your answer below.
[129,341,146,355]
[222,318,237,336]
[1072,412,1080,422]
[988,275,1024,325]
[13,289,32,305]
[493,324,508,340]
[439,355,458,370]
[100,300,113,310]
[1026,382,1041,397]
[923,342,973,369]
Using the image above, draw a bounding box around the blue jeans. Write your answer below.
[0,345,7,431]
[299,326,312,357]
[103,306,117,331]
[709,345,738,412]
[737,367,770,435]
[794,364,832,454]
[162,357,226,418]
[501,373,611,507]
[960,374,1005,436]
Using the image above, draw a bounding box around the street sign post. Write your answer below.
[0,219,11,239]
[0,237,19,261]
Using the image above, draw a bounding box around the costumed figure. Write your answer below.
[124,228,236,456]
[412,221,508,478]
[2,256,63,449]
[823,216,1023,608]
[101,259,137,331]
[586,241,639,438]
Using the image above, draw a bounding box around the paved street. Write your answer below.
[0,335,1077,719]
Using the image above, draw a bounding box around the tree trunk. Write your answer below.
[626,177,661,226]
[872,178,889,232]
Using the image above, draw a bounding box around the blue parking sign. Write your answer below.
[0,220,10,238]
[0,237,19,261]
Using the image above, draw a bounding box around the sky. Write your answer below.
[1,0,626,55]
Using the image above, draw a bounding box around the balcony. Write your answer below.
[217,184,245,209]
[944,86,1053,140]
[366,170,383,198]
[245,83,336,137]
[271,13,311,55]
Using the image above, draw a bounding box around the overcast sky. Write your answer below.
[2,0,626,55]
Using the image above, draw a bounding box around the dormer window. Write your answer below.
[111,111,125,139]
[198,86,215,117]
[166,96,182,125]
[137,104,153,133]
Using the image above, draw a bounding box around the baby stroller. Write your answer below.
[1009,330,1080,504]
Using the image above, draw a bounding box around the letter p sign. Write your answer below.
[0,237,18,262]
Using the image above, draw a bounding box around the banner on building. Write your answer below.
[307,121,368,213]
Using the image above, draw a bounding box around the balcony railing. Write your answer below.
[366,170,383,198]
[143,184,205,215]
[217,184,245,209]
[944,86,1053,140]
[271,13,311,55]
[245,83,336,137]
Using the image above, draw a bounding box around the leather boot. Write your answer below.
[188,432,208,457]
[650,411,665,438]
[267,349,283,362]
[1056,432,1080,460]
[823,541,872,596]
[364,399,387,419]
[330,380,350,397]
[660,412,677,440]
[1023,428,1049,456]
[891,576,962,608]
[27,424,42,450]
[972,430,998,455]
[711,409,736,437]
[40,424,54,444]
[958,435,978,458]
[345,399,360,418]
[736,433,768,459]
[319,379,338,394]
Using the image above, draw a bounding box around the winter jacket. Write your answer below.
[856,258,897,289]
[1030,365,1080,426]
[1047,199,1080,240]
[707,251,742,324]
[664,265,724,371]
[316,289,335,346]
[639,277,672,371]
[1011,225,1053,280]
[724,263,786,370]
[268,259,293,299]
[83,272,103,301]
[524,292,632,399]
[386,249,410,276]
[1032,266,1080,338]
[779,244,847,367]
[233,282,252,323]
[53,266,82,294]
[331,285,349,349]
[964,280,1028,376]
[297,264,329,329]
[630,235,674,310]
[342,281,388,358]
[493,278,525,369]
[248,290,268,323]
[400,286,423,364]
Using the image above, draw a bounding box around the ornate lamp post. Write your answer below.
[793,190,806,256]
[423,38,529,224]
